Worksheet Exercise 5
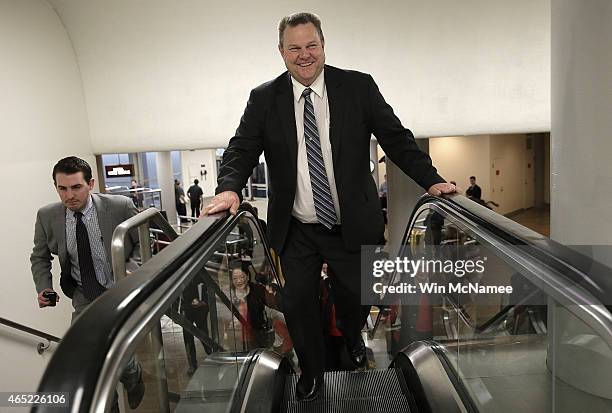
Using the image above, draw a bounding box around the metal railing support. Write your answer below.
[110,207,177,412]
[111,207,178,280]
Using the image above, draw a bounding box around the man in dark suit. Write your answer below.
[187,179,204,217]
[204,13,455,400]
[31,156,145,411]
[181,277,212,375]
[466,175,482,200]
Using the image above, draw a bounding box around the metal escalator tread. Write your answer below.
[282,369,414,413]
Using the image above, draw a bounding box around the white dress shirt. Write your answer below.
[65,195,114,289]
[290,70,341,224]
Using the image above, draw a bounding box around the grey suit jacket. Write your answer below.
[30,193,140,298]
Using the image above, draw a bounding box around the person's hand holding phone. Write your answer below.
[38,288,59,308]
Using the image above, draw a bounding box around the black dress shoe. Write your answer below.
[296,375,323,402]
[347,336,367,368]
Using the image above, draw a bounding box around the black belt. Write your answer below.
[291,216,342,234]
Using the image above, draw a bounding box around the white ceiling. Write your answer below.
[45,0,551,153]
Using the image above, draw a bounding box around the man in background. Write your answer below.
[379,174,388,224]
[466,175,482,200]
[175,179,188,223]
[30,156,145,411]
[187,179,204,217]
[129,179,143,208]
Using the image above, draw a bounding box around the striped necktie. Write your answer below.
[302,87,338,229]
[75,212,107,301]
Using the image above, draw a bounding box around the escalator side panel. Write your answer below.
[392,342,468,413]
[233,350,293,413]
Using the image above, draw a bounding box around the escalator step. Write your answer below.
[282,369,413,412]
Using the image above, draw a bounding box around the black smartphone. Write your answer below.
[42,291,57,307]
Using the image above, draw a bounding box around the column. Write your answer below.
[386,138,431,257]
[550,0,612,400]
[156,151,177,225]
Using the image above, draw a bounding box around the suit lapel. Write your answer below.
[276,73,298,179]
[93,194,113,261]
[324,66,346,170]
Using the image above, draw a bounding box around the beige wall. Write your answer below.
[430,134,534,215]
[489,134,528,214]
[429,135,491,199]
[0,0,94,391]
[180,149,218,198]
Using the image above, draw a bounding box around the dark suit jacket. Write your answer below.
[30,193,140,299]
[466,184,482,200]
[217,65,444,253]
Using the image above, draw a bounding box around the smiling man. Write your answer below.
[204,12,455,401]
[30,156,144,411]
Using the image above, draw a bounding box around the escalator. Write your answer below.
[34,195,612,413]
[237,349,420,413]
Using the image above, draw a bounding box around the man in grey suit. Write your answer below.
[30,156,144,411]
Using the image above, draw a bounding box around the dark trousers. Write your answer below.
[190,201,201,218]
[176,203,187,222]
[71,289,141,389]
[182,307,211,369]
[280,218,371,380]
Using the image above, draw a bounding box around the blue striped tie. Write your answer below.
[302,87,338,229]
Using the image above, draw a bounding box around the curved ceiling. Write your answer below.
[47,0,551,153]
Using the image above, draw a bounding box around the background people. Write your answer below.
[187,179,203,217]
[129,179,143,208]
[466,175,482,200]
[230,263,292,352]
[379,174,388,225]
[181,277,212,375]
[175,179,188,223]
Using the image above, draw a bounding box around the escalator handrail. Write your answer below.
[237,202,284,288]
[432,194,612,306]
[391,341,471,413]
[111,206,178,280]
[425,341,479,413]
[403,194,612,344]
[35,207,270,412]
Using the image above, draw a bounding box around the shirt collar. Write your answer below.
[291,69,325,102]
[66,195,94,220]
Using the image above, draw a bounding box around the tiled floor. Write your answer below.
[125,315,246,412]
[507,205,550,237]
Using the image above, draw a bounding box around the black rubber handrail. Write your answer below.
[0,317,60,343]
[426,341,479,413]
[407,194,612,310]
